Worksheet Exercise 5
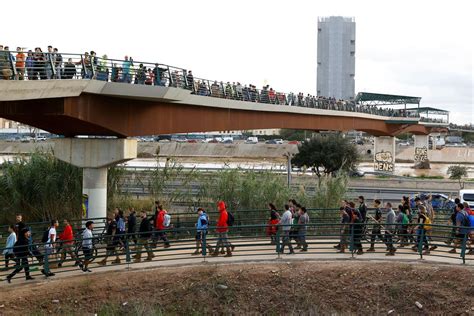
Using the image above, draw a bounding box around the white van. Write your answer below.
[460,190,474,208]
[245,137,258,144]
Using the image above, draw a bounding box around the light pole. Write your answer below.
[284,152,294,188]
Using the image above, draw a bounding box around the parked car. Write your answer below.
[460,190,474,208]
[175,137,187,143]
[288,140,300,145]
[187,139,198,143]
[266,139,283,144]
[409,193,455,210]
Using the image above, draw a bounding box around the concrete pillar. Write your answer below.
[83,168,107,219]
[373,136,395,173]
[53,138,137,220]
[414,135,429,163]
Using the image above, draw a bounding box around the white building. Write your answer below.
[317,16,356,100]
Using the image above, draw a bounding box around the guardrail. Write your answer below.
[0,208,456,241]
[0,221,472,283]
[0,49,427,120]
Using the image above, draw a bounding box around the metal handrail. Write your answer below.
[0,221,472,283]
[0,50,432,120]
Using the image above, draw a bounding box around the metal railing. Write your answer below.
[0,50,428,119]
[1,221,472,283]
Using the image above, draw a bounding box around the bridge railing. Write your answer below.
[0,50,424,119]
[0,222,472,283]
[0,208,457,242]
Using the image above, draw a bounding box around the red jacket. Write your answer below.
[59,224,74,244]
[155,209,167,230]
[216,201,228,233]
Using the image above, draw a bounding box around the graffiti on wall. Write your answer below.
[414,146,428,162]
[374,151,394,172]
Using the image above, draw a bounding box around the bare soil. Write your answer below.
[1,261,474,315]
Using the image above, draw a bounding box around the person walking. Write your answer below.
[79,221,94,272]
[337,206,351,253]
[266,203,280,245]
[279,204,294,254]
[42,220,58,277]
[212,201,233,257]
[3,225,16,269]
[193,208,211,255]
[384,202,397,256]
[127,208,138,246]
[367,200,384,252]
[58,219,79,267]
[449,203,470,254]
[154,204,171,248]
[6,228,34,283]
[298,207,310,252]
[97,217,118,266]
[135,211,155,262]
[412,206,431,254]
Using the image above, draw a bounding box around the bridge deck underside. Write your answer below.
[0,94,431,137]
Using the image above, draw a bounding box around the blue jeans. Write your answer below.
[416,228,428,248]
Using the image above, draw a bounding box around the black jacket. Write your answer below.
[139,217,152,238]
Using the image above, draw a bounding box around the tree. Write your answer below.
[0,152,83,223]
[292,134,359,178]
[447,165,468,189]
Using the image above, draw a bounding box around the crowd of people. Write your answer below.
[0,45,432,119]
[2,194,473,283]
[333,195,474,256]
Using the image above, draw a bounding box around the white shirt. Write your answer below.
[46,227,57,248]
[82,228,93,249]
[280,210,293,231]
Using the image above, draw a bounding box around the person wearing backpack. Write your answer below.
[5,228,34,283]
[449,203,471,254]
[412,205,431,255]
[155,204,171,248]
[212,201,232,257]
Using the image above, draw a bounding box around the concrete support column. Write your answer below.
[83,167,107,219]
[373,136,395,173]
[414,135,429,163]
[54,138,137,220]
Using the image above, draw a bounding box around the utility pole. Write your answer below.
[284,152,294,188]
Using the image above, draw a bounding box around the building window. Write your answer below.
[318,28,322,32]
[350,51,355,56]
[350,40,355,45]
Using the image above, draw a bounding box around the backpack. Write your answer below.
[401,213,409,225]
[461,211,471,228]
[41,228,50,243]
[422,215,432,231]
[163,214,171,227]
[227,211,235,226]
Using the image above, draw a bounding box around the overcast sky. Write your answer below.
[2,0,473,124]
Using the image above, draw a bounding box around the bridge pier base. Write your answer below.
[53,138,137,220]
[373,136,395,173]
[413,135,429,167]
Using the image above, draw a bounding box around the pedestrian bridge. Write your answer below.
[0,80,442,137]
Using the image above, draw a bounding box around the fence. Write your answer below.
[0,50,428,120]
[1,219,472,283]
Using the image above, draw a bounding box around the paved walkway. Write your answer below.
[1,237,473,288]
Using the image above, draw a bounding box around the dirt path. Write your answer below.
[0,260,473,315]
